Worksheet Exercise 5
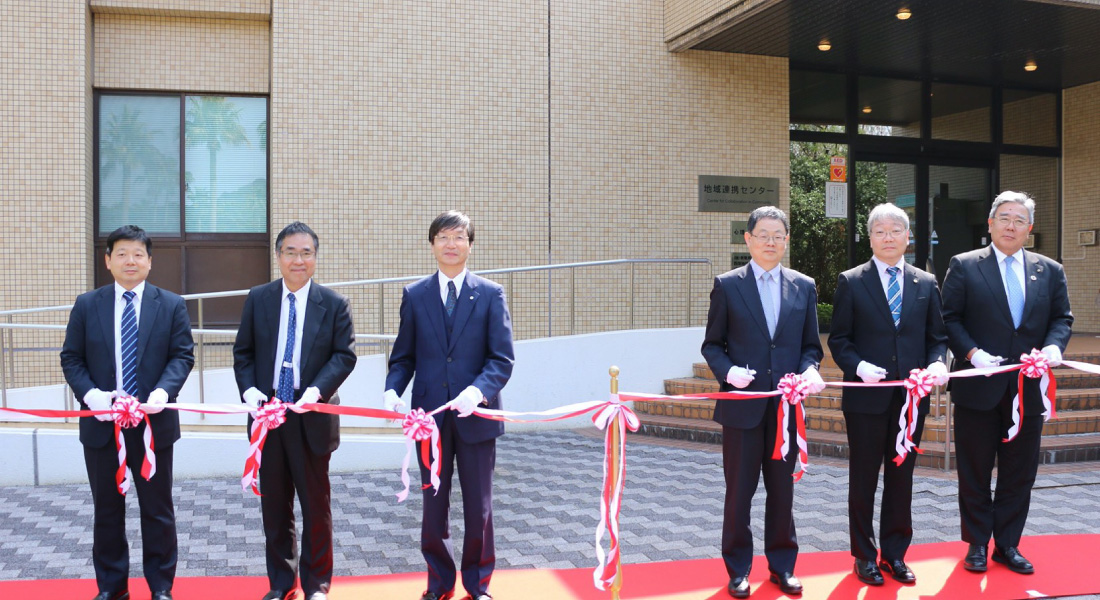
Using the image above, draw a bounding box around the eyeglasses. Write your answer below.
[435,235,469,245]
[871,229,907,240]
[279,250,316,261]
[749,233,787,244]
[994,215,1030,228]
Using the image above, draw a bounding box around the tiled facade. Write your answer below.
[1062,81,1100,332]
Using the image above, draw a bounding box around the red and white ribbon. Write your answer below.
[241,401,288,495]
[1006,349,1058,442]
[397,408,440,502]
[592,394,639,591]
[112,394,155,495]
[775,374,810,481]
[895,369,934,465]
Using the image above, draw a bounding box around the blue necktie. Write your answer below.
[886,266,901,330]
[276,293,297,402]
[1004,255,1024,328]
[445,281,458,317]
[759,272,776,338]
[120,290,138,396]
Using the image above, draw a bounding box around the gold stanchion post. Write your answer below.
[609,366,623,599]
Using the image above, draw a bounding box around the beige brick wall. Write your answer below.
[665,0,764,46]
[1063,81,1100,332]
[94,14,269,93]
[90,0,270,20]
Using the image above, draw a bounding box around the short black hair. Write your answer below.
[275,221,319,253]
[105,225,152,255]
[747,206,790,234]
[428,211,474,244]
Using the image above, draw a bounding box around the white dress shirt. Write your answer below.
[113,280,146,393]
[272,279,311,391]
[437,269,468,307]
[748,260,781,324]
[871,255,906,305]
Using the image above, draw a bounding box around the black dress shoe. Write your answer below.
[727,575,750,598]
[152,592,173,600]
[262,591,298,600]
[769,571,803,595]
[880,559,916,584]
[419,592,454,600]
[993,546,1035,574]
[963,544,987,572]
[92,592,129,600]
[853,558,884,585]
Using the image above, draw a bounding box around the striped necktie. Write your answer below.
[120,290,139,396]
[276,293,297,402]
[886,266,901,330]
[1004,255,1024,328]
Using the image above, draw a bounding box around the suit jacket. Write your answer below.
[828,260,948,415]
[941,246,1073,412]
[385,272,515,444]
[702,264,823,429]
[233,279,356,455]
[61,283,195,449]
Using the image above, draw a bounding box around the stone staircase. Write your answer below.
[636,350,1100,468]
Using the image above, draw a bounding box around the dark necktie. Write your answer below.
[445,280,458,317]
[886,266,901,329]
[120,290,138,396]
[276,293,297,402]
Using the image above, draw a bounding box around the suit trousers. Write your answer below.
[419,411,496,597]
[259,412,333,595]
[844,390,926,562]
[721,399,798,578]
[954,395,1044,549]
[84,429,176,594]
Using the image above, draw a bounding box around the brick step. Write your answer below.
[692,362,1100,388]
[805,408,1100,440]
[691,362,843,381]
[636,414,1100,467]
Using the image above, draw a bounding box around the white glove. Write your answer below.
[450,385,485,418]
[725,365,756,389]
[242,387,267,409]
[926,361,950,386]
[383,389,405,413]
[1041,344,1063,368]
[84,389,115,422]
[856,361,887,383]
[291,386,321,413]
[143,388,169,414]
[970,349,1005,370]
[802,366,826,394]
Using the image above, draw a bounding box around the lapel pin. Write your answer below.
[1030,275,1037,281]
[1037,266,1043,272]
[469,296,474,300]
[912,278,918,284]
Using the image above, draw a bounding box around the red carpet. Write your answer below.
[5,534,1096,599]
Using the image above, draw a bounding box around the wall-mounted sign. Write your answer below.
[825,181,847,218]
[731,252,752,269]
[730,220,749,243]
[699,175,780,212]
[830,156,847,182]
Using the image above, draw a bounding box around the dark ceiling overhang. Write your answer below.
[676,0,1100,90]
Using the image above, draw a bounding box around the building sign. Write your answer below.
[731,251,751,269]
[830,156,847,182]
[699,175,780,212]
[825,181,847,218]
[730,220,749,243]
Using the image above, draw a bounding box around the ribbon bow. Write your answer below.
[773,373,810,481]
[241,401,288,495]
[397,408,441,502]
[1006,349,1058,442]
[112,394,156,495]
[592,396,639,591]
[894,368,935,465]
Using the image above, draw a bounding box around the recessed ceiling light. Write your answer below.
[1024,60,1038,72]
[897,7,912,20]
[818,40,832,52]
[862,106,873,114]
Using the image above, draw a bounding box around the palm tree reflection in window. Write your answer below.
[185,97,249,231]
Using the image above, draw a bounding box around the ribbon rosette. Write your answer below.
[396,408,441,502]
[894,368,934,465]
[112,394,156,495]
[1006,349,1058,442]
[774,373,810,481]
[241,401,288,495]
[592,395,639,591]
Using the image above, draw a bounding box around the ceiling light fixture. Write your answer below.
[818,40,832,52]
[1024,60,1038,72]
[897,7,912,20]
[862,106,872,114]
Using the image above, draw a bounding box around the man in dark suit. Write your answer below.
[61,225,195,600]
[383,210,515,600]
[942,191,1072,575]
[233,222,357,600]
[702,205,824,598]
[828,203,949,586]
